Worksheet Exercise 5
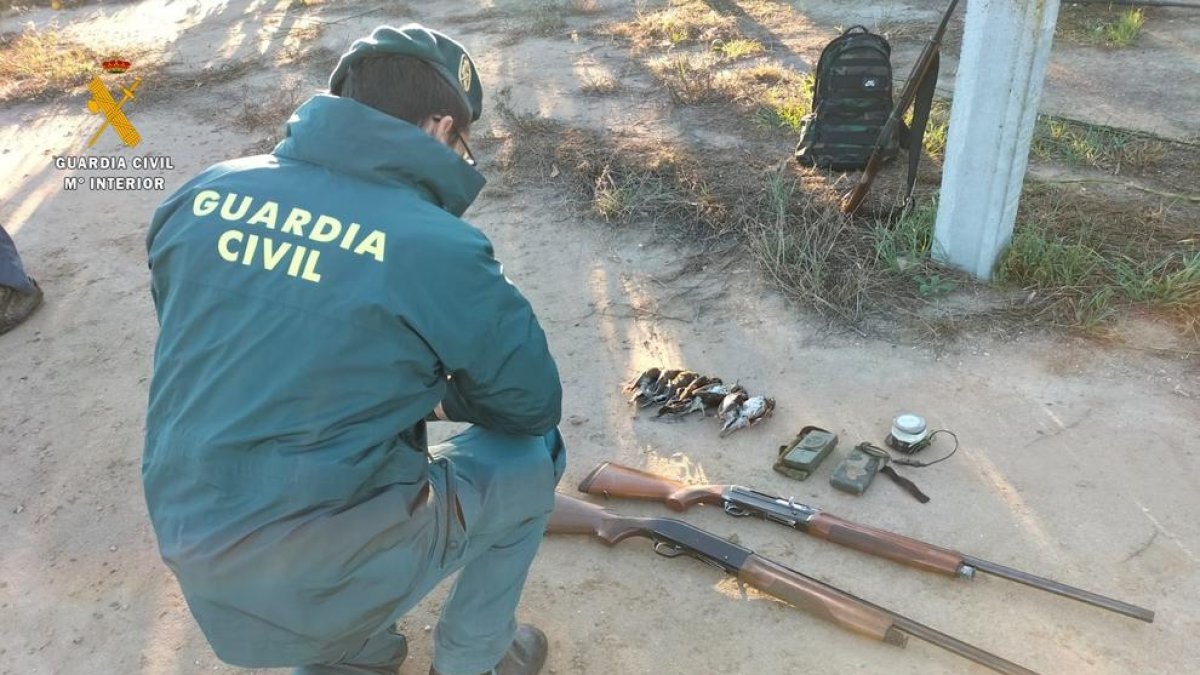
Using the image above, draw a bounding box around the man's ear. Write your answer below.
[420,116,457,145]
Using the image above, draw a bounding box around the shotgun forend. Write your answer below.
[547,493,1040,675]
[578,461,1155,623]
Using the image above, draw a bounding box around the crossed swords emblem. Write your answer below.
[85,75,142,148]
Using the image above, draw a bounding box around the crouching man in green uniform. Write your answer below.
[143,25,564,675]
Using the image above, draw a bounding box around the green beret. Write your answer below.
[329,24,483,122]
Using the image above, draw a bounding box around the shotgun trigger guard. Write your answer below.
[723,503,752,518]
[652,540,687,558]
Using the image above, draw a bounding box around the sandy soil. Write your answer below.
[1,2,1197,675]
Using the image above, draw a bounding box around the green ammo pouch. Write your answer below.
[773,426,838,481]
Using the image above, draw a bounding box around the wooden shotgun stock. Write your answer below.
[579,462,1156,623]
[840,0,961,214]
[547,493,1038,674]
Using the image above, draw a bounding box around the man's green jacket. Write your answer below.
[144,94,562,666]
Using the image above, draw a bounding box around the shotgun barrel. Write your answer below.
[579,461,1155,623]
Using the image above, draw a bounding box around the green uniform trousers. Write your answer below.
[293,426,565,675]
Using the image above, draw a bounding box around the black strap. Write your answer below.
[880,465,931,503]
[903,51,941,208]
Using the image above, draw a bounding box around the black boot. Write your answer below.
[0,278,42,335]
[429,624,547,675]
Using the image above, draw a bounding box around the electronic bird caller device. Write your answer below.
[830,442,890,495]
[773,426,837,481]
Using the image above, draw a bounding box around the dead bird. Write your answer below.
[693,382,733,410]
[696,379,729,410]
[717,386,748,424]
[680,375,720,402]
[625,367,662,405]
[642,369,681,407]
[654,370,698,406]
[657,372,710,415]
[719,396,775,438]
[656,375,717,417]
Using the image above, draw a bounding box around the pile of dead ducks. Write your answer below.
[624,367,775,437]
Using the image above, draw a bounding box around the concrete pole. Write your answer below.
[933,0,1061,280]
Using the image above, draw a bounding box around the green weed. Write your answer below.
[751,72,813,132]
[1103,8,1145,47]
[713,38,764,60]
[1057,6,1146,48]
[997,225,1104,290]
[876,200,937,271]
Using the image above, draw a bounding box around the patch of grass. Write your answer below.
[752,72,813,132]
[997,224,1105,290]
[526,2,570,36]
[579,70,622,96]
[1031,116,1167,172]
[916,99,1167,173]
[713,38,763,60]
[0,25,98,103]
[995,182,1200,331]
[919,100,951,158]
[1105,8,1145,46]
[876,199,938,272]
[648,53,722,104]
[611,0,739,49]
[754,93,806,131]
[1057,5,1147,48]
[1114,254,1200,309]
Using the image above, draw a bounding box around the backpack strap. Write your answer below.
[903,51,940,208]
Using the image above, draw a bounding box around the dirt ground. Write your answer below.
[1,1,1198,674]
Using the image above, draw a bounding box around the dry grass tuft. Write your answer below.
[645,55,812,116]
[611,1,739,49]
[579,70,622,96]
[648,53,723,104]
[233,80,308,152]
[0,25,99,103]
[1031,117,1167,172]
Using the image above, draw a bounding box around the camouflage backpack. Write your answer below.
[795,26,904,171]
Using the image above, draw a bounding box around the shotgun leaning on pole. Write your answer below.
[548,493,1039,674]
[840,0,961,214]
[579,461,1155,623]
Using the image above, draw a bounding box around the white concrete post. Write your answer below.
[933,0,1061,280]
